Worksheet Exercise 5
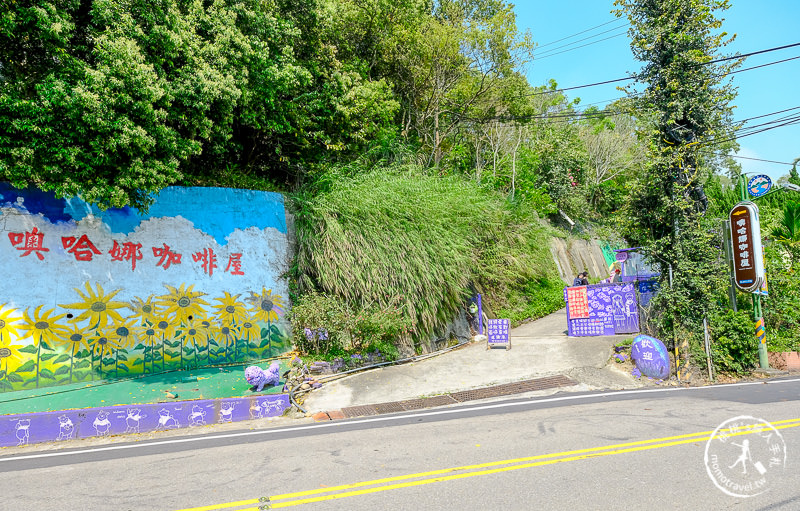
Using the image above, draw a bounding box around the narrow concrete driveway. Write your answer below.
[303,308,640,413]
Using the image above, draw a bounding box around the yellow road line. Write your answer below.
[175,418,800,511]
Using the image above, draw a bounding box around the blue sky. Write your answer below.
[513,0,800,182]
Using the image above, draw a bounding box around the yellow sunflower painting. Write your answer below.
[60,323,90,353]
[157,284,209,326]
[211,321,239,361]
[128,296,162,325]
[183,317,212,367]
[183,317,211,348]
[109,317,140,349]
[0,343,23,366]
[19,306,68,388]
[88,330,122,359]
[58,323,90,384]
[212,292,247,326]
[60,282,126,330]
[246,288,285,323]
[0,304,22,344]
[20,305,67,347]
[239,316,262,341]
[152,318,177,341]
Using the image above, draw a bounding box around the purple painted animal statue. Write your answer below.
[245,362,281,391]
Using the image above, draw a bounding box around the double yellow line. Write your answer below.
[177,418,800,510]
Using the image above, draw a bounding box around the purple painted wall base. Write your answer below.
[0,394,290,447]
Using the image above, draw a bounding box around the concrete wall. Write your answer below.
[0,185,292,392]
[550,237,611,284]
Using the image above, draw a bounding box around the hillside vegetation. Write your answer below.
[3,0,799,371]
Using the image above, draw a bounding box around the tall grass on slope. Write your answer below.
[294,169,557,344]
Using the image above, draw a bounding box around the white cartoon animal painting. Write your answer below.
[156,408,179,430]
[250,400,264,419]
[219,402,236,423]
[93,411,112,436]
[188,405,207,426]
[15,419,30,446]
[264,399,284,415]
[56,415,75,440]
[125,409,146,433]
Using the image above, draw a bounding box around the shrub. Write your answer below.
[289,292,409,359]
[351,301,411,352]
[495,276,565,324]
[709,309,759,375]
[289,293,349,355]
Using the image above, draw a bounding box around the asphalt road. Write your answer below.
[2,378,799,510]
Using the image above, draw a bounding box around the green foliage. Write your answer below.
[614,0,740,350]
[495,277,565,324]
[763,244,800,351]
[292,166,556,347]
[350,300,412,351]
[289,291,409,357]
[0,0,403,209]
[709,309,758,375]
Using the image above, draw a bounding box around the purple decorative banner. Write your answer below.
[564,282,641,337]
[0,394,289,447]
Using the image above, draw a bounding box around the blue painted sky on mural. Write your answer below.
[514,0,800,181]
[0,186,286,244]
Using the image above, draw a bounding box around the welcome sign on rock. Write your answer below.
[0,185,292,392]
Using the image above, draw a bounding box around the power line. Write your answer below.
[535,31,629,61]
[725,55,800,77]
[533,24,628,58]
[702,153,796,166]
[527,41,800,97]
[536,19,624,50]
[706,42,800,64]
[702,115,800,148]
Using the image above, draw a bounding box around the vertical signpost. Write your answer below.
[729,202,765,293]
[731,173,772,369]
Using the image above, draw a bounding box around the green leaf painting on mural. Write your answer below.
[6,373,24,383]
[15,360,36,373]
[0,284,289,391]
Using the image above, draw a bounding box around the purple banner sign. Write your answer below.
[564,282,640,337]
[0,394,289,447]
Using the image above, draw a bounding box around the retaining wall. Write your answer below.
[0,185,293,392]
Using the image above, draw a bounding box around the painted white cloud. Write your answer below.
[0,206,290,313]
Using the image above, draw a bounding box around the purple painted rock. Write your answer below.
[630,334,670,380]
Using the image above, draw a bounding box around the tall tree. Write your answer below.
[614,0,740,341]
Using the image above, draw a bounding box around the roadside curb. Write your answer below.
[312,374,577,421]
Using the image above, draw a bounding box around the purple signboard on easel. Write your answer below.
[487,319,510,349]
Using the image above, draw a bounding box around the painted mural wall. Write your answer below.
[0,185,292,392]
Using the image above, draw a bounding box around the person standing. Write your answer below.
[573,271,589,286]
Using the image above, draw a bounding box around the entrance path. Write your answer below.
[303,308,640,413]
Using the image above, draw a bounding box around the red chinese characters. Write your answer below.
[62,234,102,261]
[224,253,244,275]
[192,248,218,276]
[8,227,50,260]
[109,240,144,270]
[566,286,590,319]
[152,243,182,270]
